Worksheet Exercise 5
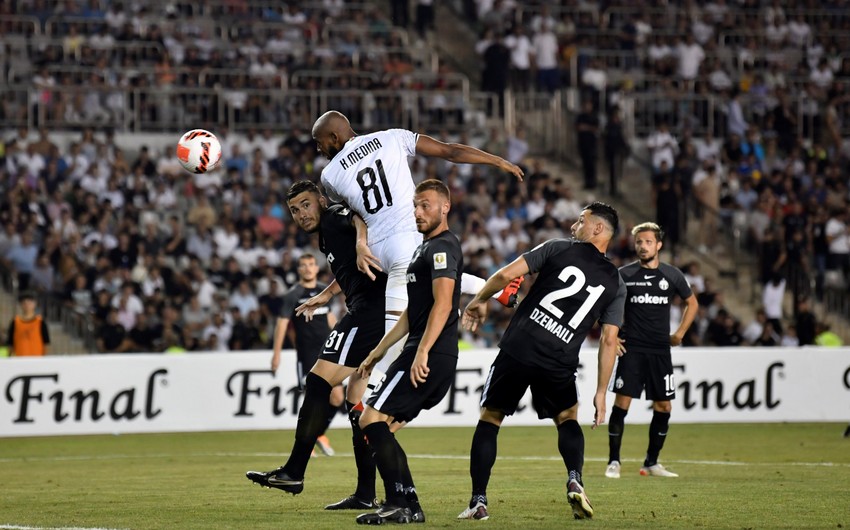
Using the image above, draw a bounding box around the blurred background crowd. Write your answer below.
[0,0,848,354]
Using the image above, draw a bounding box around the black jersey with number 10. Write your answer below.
[500,239,626,370]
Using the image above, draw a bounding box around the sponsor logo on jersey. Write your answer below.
[629,294,669,304]
[659,278,669,290]
[433,252,447,270]
[406,273,417,283]
[644,274,656,279]
[327,253,335,263]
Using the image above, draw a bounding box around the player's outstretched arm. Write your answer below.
[415,134,524,181]
[463,256,530,331]
[295,281,341,320]
[671,293,699,346]
[271,317,290,374]
[357,309,410,378]
[352,213,381,280]
[593,322,620,429]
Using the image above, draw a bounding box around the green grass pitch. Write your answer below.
[2,423,849,529]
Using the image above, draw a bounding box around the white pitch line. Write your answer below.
[0,525,128,530]
[1,451,848,468]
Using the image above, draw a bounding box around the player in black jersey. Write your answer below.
[605,222,698,479]
[354,179,463,525]
[246,180,388,511]
[458,202,627,521]
[275,254,340,456]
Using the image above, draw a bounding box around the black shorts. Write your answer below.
[480,351,578,420]
[611,349,675,401]
[366,346,457,423]
[319,310,385,368]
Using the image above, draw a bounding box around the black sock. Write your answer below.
[608,405,628,464]
[645,410,671,467]
[557,420,585,484]
[395,437,418,508]
[283,372,332,479]
[470,420,500,500]
[363,422,408,508]
[346,401,376,501]
[322,398,339,435]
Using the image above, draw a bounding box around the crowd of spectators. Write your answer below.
[461,1,849,344]
[0,0,469,132]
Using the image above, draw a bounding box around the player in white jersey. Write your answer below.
[308,111,524,375]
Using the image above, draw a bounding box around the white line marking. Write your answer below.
[0,525,128,530]
[1,452,847,468]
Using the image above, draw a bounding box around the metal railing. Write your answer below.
[0,84,497,134]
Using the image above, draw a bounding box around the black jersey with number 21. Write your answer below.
[500,239,626,371]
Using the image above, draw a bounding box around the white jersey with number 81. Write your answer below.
[320,129,419,246]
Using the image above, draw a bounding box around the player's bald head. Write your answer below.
[312,110,356,160]
[312,110,352,138]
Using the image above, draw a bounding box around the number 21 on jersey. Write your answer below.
[539,265,605,329]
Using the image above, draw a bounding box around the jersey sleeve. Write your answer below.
[321,173,343,203]
[388,129,419,157]
[599,275,627,327]
[427,237,461,281]
[663,264,694,299]
[522,239,574,274]
[279,288,299,319]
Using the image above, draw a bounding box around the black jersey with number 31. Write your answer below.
[500,239,626,371]
[404,230,463,357]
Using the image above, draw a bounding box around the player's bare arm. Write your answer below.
[271,316,291,374]
[411,277,455,388]
[357,309,410,378]
[352,213,381,280]
[463,256,530,332]
[415,134,524,181]
[671,293,699,346]
[295,280,341,321]
[593,322,620,429]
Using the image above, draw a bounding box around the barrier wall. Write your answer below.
[2,348,849,437]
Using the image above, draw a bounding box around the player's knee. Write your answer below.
[653,401,672,413]
[479,407,505,427]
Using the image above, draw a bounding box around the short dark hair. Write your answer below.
[631,221,664,241]
[415,179,450,200]
[286,179,321,202]
[17,291,35,302]
[584,201,619,234]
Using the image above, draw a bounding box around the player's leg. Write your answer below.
[640,354,678,477]
[358,392,412,523]
[315,383,344,456]
[324,313,385,509]
[459,352,528,521]
[245,359,355,493]
[325,373,378,510]
[606,351,646,478]
[536,369,592,519]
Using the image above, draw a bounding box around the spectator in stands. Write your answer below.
[575,99,599,190]
[7,291,50,356]
[97,306,128,353]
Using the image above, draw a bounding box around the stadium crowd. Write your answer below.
[1,0,847,353]
[463,0,850,346]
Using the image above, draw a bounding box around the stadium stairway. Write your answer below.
[0,288,88,355]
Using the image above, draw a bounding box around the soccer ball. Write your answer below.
[176,129,222,174]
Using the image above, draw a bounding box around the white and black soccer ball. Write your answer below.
[176,129,222,174]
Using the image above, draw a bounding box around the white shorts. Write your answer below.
[371,230,423,312]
